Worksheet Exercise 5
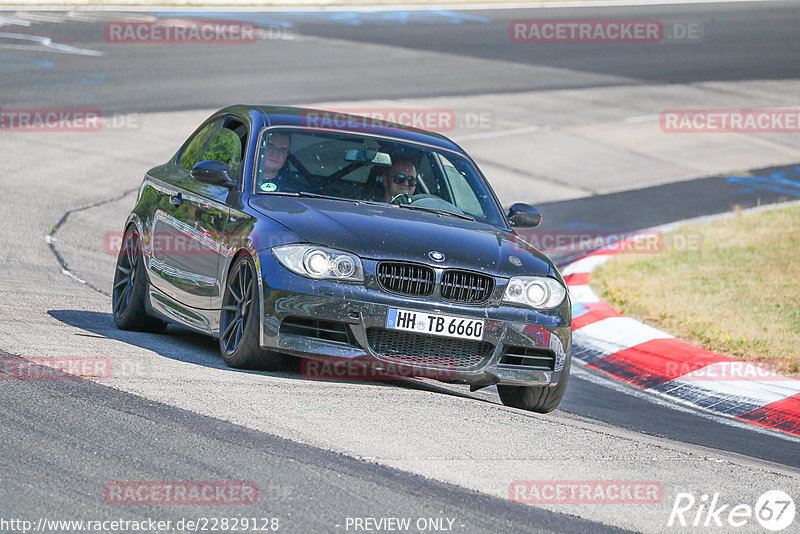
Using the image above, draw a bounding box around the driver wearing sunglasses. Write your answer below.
[379,157,417,203]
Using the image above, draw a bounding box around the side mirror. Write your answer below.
[507,203,542,228]
[191,160,236,189]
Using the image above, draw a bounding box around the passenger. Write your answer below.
[255,131,311,193]
[377,156,418,203]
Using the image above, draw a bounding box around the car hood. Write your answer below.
[250,196,554,277]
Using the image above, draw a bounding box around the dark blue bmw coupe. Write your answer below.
[112,105,572,412]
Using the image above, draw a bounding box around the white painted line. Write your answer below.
[573,316,673,356]
[568,284,599,304]
[9,12,65,22]
[560,253,609,276]
[0,16,31,26]
[624,114,659,123]
[662,369,800,409]
[61,268,87,284]
[0,31,104,56]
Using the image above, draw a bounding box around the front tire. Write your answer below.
[497,356,571,413]
[219,254,284,370]
[112,226,167,333]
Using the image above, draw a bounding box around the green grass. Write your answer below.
[591,205,800,376]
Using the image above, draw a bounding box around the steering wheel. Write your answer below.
[406,193,441,204]
[391,193,445,206]
[390,193,413,205]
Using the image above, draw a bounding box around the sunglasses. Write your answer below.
[390,173,417,186]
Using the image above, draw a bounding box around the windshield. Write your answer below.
[253,127,504,226]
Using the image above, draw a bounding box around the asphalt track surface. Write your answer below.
[0,350,615,534]
[0,2,798,112]
[2,3,800,533]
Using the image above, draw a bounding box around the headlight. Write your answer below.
[272,245,364,282]
[503,276,566,309]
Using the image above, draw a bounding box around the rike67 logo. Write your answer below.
[668,490,796,531]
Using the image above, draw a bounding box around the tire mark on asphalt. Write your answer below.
[46,187,138,297]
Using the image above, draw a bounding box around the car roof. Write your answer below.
[219,104,465,154]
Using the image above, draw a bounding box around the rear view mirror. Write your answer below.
[364,139,379,162]
[344,149,392,166]
[191,160,237,189]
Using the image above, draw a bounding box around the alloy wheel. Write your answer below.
[220,259,254,355]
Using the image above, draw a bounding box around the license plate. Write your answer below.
[385,308,484,341]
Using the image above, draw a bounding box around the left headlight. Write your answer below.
[272,244,364,282]
[503,276,567,309]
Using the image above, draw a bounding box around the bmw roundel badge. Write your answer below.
[428,251,445,262]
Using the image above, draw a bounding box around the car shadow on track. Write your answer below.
[47,309,494,405]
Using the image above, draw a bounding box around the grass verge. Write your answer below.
[591,204,800,377]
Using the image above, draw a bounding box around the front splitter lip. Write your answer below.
[273,333,558,387]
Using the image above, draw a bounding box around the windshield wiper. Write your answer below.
[397,203,475,221]
[297,192,385,206]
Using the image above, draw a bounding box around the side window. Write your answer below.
[178,119,221,169]
[202,118,247,180]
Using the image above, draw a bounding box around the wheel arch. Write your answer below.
[219,241,266,347]
[123,213,144,240]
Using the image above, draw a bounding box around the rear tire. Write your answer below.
[497,356,571,413]
[219,254,284,370]
[112,226,168,333]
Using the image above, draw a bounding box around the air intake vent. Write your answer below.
[499,346,556,371]
[367,328,492,369]
[377,262,435,297]
[440,270,494,303]
[280,317,356,345]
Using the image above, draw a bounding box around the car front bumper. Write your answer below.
[256,253,572,387]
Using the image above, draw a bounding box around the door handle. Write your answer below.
[169,193,184,206]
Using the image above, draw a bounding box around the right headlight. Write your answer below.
[503,276,566,309]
